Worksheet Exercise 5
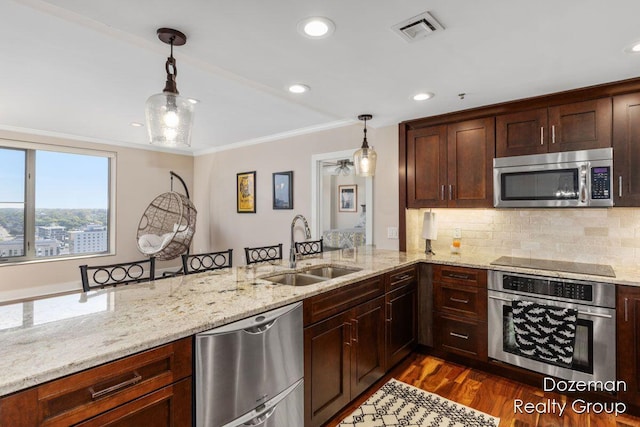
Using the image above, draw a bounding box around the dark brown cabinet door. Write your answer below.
[304,311,352,427]
[447,118,495,208]
[617,286,640,406]
[496,108,548,157]
[75,378,192,427]
[548,98,611,153]
[613,93,640,206]
[350,297,386,398]
[386,284,417,369]
[406,125,448,208]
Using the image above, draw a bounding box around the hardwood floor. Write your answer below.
[325,352,640,427]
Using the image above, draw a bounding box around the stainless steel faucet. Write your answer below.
[290,214,311,268]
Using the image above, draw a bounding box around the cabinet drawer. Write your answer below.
[435,282,486,320]
[1,337,192,427]
[436,315,485,359]
[434,265,487,288]
[386,265,417,292]
[303,275,384,325]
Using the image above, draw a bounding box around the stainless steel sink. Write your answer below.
[303,265,362,279]
[264,272,327,286]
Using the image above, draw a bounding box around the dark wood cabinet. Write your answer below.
[496,98,612,157]
[617,285,640,406]
[304,309,353,427]
[303,275,386,427]
[406,118,494,208]
[303,267,419,427]
[613,92,640,206]
[407,125,448,207]
[433,265,487,361]
[0,337,193,427]
[385,266,417,369]
[350,297,386,398]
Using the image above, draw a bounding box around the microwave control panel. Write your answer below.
[591,166,611,200]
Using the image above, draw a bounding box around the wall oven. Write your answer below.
[488,270,616,384]
[493,148,613,208]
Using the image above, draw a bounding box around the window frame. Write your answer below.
[0,139,116,265]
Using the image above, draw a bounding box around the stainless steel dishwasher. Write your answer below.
[195,301,303,427]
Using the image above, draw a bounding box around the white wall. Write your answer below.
[192,123,399,263]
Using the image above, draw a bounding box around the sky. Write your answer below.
[1,148,109,209]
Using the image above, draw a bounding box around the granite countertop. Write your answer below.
[2,247,639,397]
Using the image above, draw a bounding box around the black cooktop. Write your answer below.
[490,256,616,278]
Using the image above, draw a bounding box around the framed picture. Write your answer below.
[338,184,357,212]
[273,171,293,210]
[237,171,256,213]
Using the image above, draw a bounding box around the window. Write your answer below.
[0,141,115,263]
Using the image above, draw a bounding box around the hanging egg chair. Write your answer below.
[136,172,197,261]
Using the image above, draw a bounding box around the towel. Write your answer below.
[421,211,438,240]
[511,300,578,367]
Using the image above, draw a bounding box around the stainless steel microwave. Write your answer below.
[493,148,613,208]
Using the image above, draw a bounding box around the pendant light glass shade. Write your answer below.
[145,93,194,147]
[145,28,196,148]
[354,114,377,177]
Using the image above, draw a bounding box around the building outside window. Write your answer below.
[0,142,115,263]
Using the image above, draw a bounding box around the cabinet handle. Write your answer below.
[540,127,544,145]
[90,371,142,400]
[344,323,352,346]
[352,319,359,343]
[387,301,393,322]
[445,272,471,280]
[449,185,453,200]
[619,176,623,198]
[394,274,411,281]
[441,185,445,201]
[449,332,469,340]
[552,125,556,144]
[449,297,469,304]
[625,297,629,322]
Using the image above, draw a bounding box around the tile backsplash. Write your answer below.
[406,208,640,265]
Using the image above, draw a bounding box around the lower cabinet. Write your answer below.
[0,337,192,427]
[617,285,640,407]
[303,267,418,427]
[304,294,386,427]
[433,265,488,361]
[386,266,418,369]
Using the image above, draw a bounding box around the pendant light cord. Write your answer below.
[163,36,179,94]
[361,116,369,149]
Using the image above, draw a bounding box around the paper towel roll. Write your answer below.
[421,211,438,240]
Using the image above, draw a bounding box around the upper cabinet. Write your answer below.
[406,118,495,209]
[613,93,640,206]
[496,98,612,157]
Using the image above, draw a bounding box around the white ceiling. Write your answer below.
[4,0,640,155]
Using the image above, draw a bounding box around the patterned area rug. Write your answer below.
[338,379,500,427]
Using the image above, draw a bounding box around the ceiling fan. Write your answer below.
[322,159,354,176]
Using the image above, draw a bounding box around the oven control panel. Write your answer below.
[502,275,593,302]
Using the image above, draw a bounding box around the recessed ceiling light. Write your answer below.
[289,84,310,94]
[130,122,144,127]
[624,41,640,53]
[297,17,335,39]
[413,92,434,101]
[188,98,200,104]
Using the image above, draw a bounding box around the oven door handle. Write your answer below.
[488,295,613,319]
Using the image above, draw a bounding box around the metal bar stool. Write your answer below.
[182,249,233,274]
[79,258,156,292]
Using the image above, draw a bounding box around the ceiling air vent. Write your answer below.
[392,11,444,43]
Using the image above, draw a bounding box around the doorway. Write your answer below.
[311,150,373,249]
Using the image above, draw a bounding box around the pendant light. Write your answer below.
[145,28,196,147]
[353,114,377,177]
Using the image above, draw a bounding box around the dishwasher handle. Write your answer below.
[197,302,301,337]
[241,406,276,426]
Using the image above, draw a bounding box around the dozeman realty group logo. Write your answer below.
[514,378,627,417]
